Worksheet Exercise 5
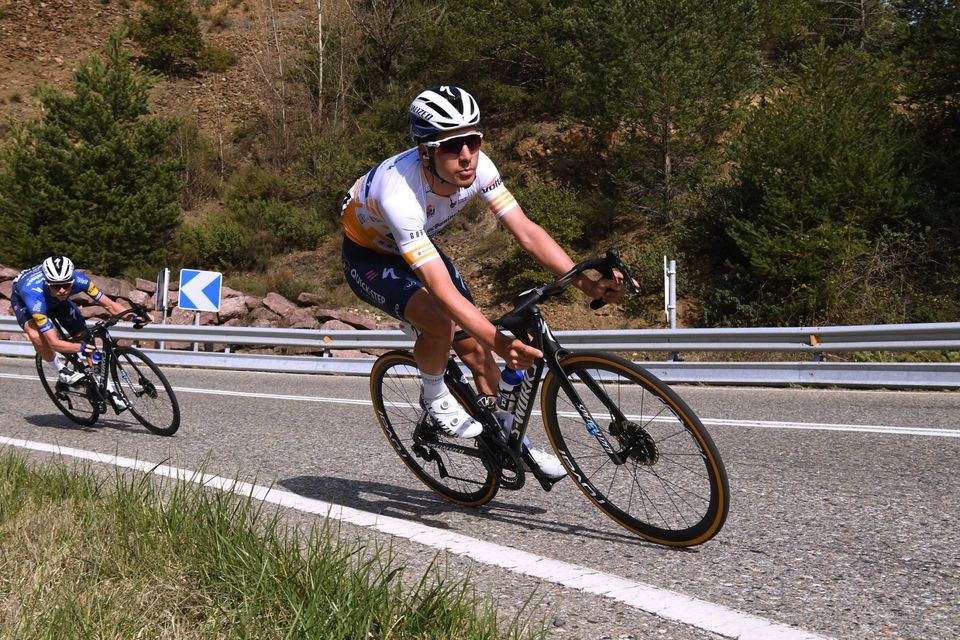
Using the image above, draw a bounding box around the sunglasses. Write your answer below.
[426,132,483,155]
[47,281,74,291]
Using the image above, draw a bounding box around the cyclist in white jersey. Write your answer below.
[341,86,627,478]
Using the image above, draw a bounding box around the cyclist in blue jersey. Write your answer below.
[11,256,143,386]
[340,86,629,478]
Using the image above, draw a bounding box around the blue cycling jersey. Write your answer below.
[11,265,103,333]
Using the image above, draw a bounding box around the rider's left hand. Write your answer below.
[589,269,631,304]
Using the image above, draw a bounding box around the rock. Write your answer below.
[135,278,157,294]
[337,311,378,330]
[263,292,296,317]
[0,267,21,281]
[285,308,320,329]
[127,289,154,309]
[89,274,132,299]
[222,285,242,298]
[313,308,378,329]
[243,295,263,310]
[249,307,280,324]
[319,319,354,331]
[0,299,11,315]
[0,281,12,300]
[217,296,247,322]
[297,292,323,306]
[377,320,401,330]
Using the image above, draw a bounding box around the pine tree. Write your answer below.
[707,42,919,325]
[129,0,204,75]
[0,26,182,275]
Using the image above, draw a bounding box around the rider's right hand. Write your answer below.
[79,340,96,356]
[500,338,542,371]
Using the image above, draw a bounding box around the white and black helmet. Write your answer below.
[408,86,481,143]
[41,255,75,285]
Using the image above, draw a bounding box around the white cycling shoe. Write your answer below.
[527,446,567,479]
[57,367,85,386]
[423,391,482,438]
[496,412,566,479]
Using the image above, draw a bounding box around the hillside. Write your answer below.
[0,0,657,332]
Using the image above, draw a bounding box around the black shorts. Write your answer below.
[341,236,474,321]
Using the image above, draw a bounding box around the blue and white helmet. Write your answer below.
[408,86,480,143]
[41,255,75,284]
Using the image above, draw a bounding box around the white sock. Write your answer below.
[420,371,446,401]
[46,356,63,374]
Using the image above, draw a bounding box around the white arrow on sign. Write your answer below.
[180,270,221,312]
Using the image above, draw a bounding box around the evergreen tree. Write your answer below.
[557,0,762,220]
[129,0,204,75]
[0,26,182,275]
[706,43,920,325]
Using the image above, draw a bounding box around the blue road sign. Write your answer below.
[178,269,222,312]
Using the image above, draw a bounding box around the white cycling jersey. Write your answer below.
[341,148,518,269]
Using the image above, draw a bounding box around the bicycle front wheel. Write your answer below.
[541,351,728,547]
[111,346,180,436]
[370,351,499,507]
[36,355,101,426]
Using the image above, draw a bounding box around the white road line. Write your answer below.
[0,435,830,640]
[2,372,957,438]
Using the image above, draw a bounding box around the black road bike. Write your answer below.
[36,305,181,436]
[370,249,729,547]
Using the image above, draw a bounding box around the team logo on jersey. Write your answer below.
[481,177,503,194]
[426,204,436,218]
[365,269,378,282]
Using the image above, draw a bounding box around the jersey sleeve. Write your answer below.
[28,298,54,333]
[380,192,440,269]
[73,272,103,302]
[475,153,519,218]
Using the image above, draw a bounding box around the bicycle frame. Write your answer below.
[52,306,147,412]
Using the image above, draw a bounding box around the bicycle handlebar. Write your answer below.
[495,247,639,331]
[84,303,151,341]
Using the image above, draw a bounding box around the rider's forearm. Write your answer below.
[98,295,127,317]
[432,290,509,354]
[513,223,598,295]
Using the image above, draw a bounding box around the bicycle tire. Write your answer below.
[370,351,499,507]
[111,346,181,436]
[35,355,101,426]
[541,351,728,547]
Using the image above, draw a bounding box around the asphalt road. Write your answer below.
[1,355,957,640]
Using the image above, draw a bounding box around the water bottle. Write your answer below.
[91,351,104,381]
[496,367,524,414]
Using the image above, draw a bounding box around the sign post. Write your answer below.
[178,269,223,352]
[155,268,170,349]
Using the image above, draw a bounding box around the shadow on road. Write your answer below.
[280,474,642,545]
[24,413,142,435]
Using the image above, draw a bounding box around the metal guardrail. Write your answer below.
[2,315,959,388]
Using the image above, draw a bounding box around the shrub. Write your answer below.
[198,45,234,72]
[129,0,204,74]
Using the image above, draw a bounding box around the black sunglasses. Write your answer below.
[426,132,483,155]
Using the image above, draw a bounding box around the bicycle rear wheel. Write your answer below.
[111,346,180,436]
[370,351,499,507]
[541,351,728,546]
[35,355,100,426]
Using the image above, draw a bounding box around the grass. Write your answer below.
[0,451,546,639]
